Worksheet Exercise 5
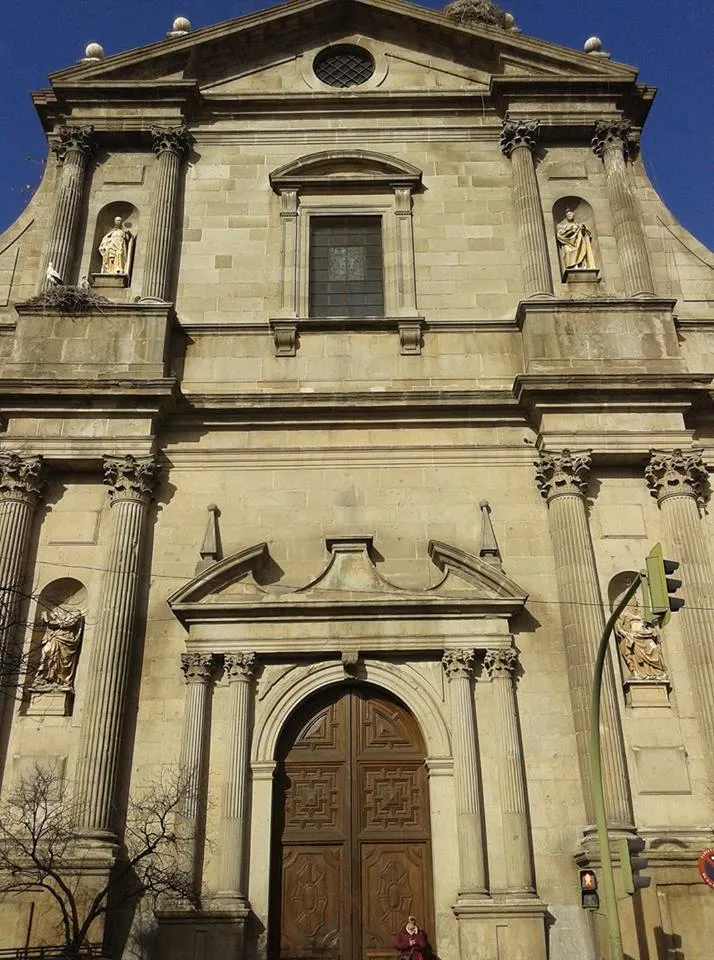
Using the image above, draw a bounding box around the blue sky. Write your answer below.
[0,0,712,249]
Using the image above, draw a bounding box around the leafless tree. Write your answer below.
[0,762,199,957]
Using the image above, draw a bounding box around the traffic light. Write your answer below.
[645,543,684,626]
[617,837,651,895]
[579,868,599,910]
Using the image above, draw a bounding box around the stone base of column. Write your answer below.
[154,908,249,960]
[453,900,548,960]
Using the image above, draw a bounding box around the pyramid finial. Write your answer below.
[479,500,502,565]
[199,504,221,565]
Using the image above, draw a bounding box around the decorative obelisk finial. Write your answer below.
[479,500,502,565]
[199,504,221,567]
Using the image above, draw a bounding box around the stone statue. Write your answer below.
[556,208,596,271]
[614,603,668,681]
[99,217,132,274]
[35,606,84,688]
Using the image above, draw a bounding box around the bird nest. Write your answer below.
[25,285,109,314]
[443,0,512,28]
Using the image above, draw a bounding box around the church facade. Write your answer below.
[0,1,713,959]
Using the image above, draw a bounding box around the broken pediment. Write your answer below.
[48,0,635,95]
[167,533,528,630]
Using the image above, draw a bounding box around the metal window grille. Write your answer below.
[309,216,384,318]
[313,46,376,87]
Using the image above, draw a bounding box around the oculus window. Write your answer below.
[309,216,384,318]
[313,45,376,87]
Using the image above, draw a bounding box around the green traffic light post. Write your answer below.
[588,544,683,960]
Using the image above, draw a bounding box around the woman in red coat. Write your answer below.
[393,916,429,960]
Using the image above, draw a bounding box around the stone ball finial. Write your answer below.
[167,16,192,38]
[503,12,518,31]
[584,36,603,53]
[79,42,105,64]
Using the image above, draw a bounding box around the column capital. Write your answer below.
[103,454,158,505]
[51,125,96,161]
[224,652,256,682]
[645,448,709,505]
[484,648,519,679]
[591,119,638,160]
[500,118,539,158]
[180,652,217,684]
[151,125,191,158]
[442,648,475,681]
[0,452,47,505]
[535,448,592,502]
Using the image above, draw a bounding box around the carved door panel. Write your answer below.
[271,687,433,960]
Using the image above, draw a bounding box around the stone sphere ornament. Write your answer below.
[167,16,192,37]
[584,36,603,53]
[79,42,105,63]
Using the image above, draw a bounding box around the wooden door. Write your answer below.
[270,686,434,960]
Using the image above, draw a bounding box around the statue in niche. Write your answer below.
[614,602,668,681]
[99,217,133,274]
[556,208,596,271]
[35,606,84,688]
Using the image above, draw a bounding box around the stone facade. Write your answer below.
[0,2,713,959]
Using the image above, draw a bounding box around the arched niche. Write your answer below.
[552,195,601,282]
[26,577,87,717]
[89,201,138,284]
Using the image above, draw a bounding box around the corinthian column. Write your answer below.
[218,652,256,902]
[0,453,47,667]
[484,648,535,896]
[442,649,487,898]
[179,652,216,892]
[75,455,158,839]
[500,119,553,299]
[645,449,714,768]
[536,450,633,828]
[592,120,654,297]
[42,126,95,290]
[141,126,191,301]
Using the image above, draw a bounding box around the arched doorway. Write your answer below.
[269,684,435,960]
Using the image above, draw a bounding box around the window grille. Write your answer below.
[309,216,384,318]
[313,46,376,87]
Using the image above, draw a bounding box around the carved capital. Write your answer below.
[442,648,475,681]
[0,453,47,504]
[225,652,256,682]
[591,120,638,160]
[500,119,539,158]
[535,449,592,501]
[180,652,216,683]
[103,454,158,505]
[645,448,709,505]
[52,125,96,161]
[151,125,191,158]
[484,648,519,680]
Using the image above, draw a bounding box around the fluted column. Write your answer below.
[500,119,553,299]
[41,126,95,289]
[442,649,487,898]
[75,455,158,838]
[484,648,535,896]
[218,652,256,901]
[592,120,654,297]
[141,126,191,301]
[645,449,714,768]
[179,652,216,891]
[0,453,47,666]
[536,450,633,827]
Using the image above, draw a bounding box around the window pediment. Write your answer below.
[269,150,422,192]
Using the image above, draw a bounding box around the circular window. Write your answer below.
[313,45,376,87]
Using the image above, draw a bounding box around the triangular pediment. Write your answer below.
[49,0,636,94]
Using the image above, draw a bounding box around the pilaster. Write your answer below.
[42,126,95,289]
[442,648,488,900]
[535,450,633,828]
[645,449,714,771]
[142,126,191,301]
[484,648,535,896]
[500,119,553,299]
[218,652,256,904]
[75,454,158,839]
[592,120,654,297]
